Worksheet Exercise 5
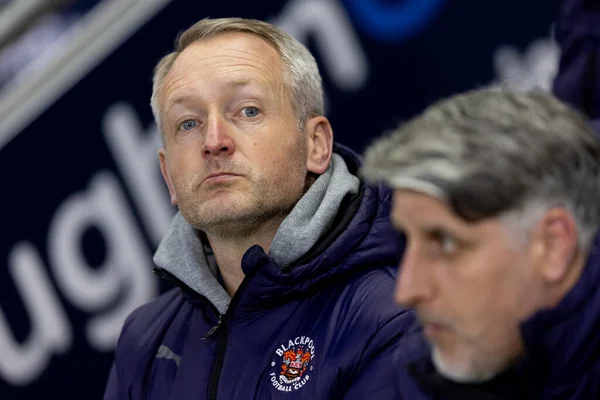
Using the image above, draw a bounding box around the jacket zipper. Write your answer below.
[205,277,250,400]
[207,312,229,400]
[153,267,250,400]
[202,313,224,340]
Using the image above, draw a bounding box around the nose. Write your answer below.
[202,114,235,159]
[395,243,434,308]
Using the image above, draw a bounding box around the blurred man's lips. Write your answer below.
[422,321,452,339]
[423,323,444,337]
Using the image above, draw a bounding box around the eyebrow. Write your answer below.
[392,219,464,238]
[421,226,455,237]
[167,80,258,108]
[225,79,252,90]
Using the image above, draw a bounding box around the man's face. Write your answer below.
[158,33,308,236]
[391,190,544,382]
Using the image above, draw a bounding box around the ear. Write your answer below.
[158,148,178,206]
[533,208,579,283]
[303,116,333,174]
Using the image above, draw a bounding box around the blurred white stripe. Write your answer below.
[0,0,48,41]
[0,0,173,150]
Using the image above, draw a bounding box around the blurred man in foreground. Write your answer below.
[363,87,600,398]
[104,16,415,400]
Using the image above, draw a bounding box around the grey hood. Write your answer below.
[153,153,360,314]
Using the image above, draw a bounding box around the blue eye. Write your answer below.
[241,107,260,118]
[181,120,197,131]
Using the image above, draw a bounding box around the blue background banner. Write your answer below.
[0,0,559,398]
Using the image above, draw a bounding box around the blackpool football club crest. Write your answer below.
[269,336,315,392]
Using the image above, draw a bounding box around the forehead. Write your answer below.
[162,32,284,103]
[391,189,513,241]
[392,190,453,222]
[391,190,474,234]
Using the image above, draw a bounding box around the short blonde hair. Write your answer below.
[151,17,324,141]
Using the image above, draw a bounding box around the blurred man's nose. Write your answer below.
[395,244,435,308]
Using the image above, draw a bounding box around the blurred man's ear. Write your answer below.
[304,116,333,175]
[533,208,579,283]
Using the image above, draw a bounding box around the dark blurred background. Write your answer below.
[0,0,560,398]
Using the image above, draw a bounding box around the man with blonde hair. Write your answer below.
[103,16,416,400]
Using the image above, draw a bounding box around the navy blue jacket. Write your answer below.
[553,0,600,130]
[103,144,417,400]
[393,236,600,399]
[393,2,600,398]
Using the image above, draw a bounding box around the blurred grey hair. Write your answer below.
[362,87,600,251]
[150,17,324,142]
